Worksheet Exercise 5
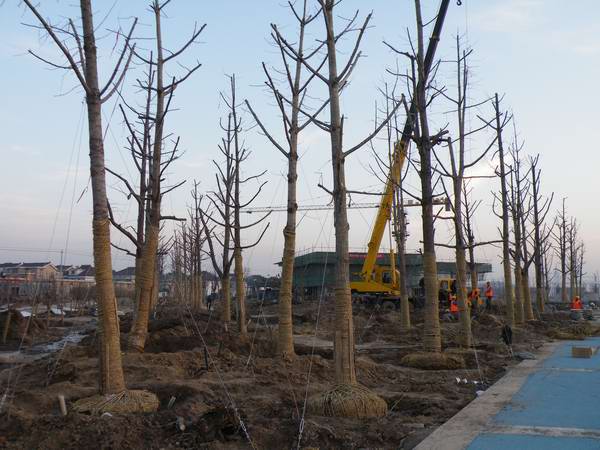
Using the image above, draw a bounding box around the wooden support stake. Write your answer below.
[58,394,67,416]
[2,311,12,344]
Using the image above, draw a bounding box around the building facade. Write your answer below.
[290,251,492,300]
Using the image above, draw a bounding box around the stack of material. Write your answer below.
[571,346,599,359]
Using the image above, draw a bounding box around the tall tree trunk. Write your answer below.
[522,268,533,320]
[395,188,410,329]
[453,177,471,347]
[278,147,298,356]
[234,249,246,335]
[128,4,165,352]
[513,263,524,324]
[221,275,231,327]
[81,0,125,393]
[415,0,441,354]
[468,252,478,294]
[531,168,544,313]
[495,94,514,327]
[129,224,159,351]
[323,4,356,385]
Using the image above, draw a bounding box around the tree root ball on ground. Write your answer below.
[72,390,159,414]
[307,383,388,418]
[546,329,586,340]
[401,352,466,370]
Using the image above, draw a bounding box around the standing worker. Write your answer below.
[485,281,494,312]
[450,298,459,319]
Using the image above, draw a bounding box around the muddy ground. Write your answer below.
[0,300,598,449]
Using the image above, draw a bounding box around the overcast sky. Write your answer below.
[1,0,598,282]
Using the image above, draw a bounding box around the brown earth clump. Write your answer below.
[73,389,160,414]
[401,352,466,370]
[307,383,388,418]
[0,301,592,449]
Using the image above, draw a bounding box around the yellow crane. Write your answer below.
[350,141,406,296]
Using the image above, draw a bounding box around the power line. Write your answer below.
[241,197,450,214]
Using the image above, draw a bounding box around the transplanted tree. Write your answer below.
[489,94,515,327]
[22,0,158,412]
[433,37,497,347]
[507,134,530,324]
[526,154,554,314]
[246,0,326,360]
[552,198,571,303]
[568,219,582,299]
[280,0,404,418]
[127,0,204,352]
[462,183,496,298]
[224,75,270,337]
[200,115,236,328]
[385,0,456,362]
[201,78,269,334]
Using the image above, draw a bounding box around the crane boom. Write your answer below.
[356,0,452,289]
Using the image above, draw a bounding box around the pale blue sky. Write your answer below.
[1,0,599,281]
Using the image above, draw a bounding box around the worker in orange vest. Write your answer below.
[450,298,459,318]
[571,296,583,310]
[484,282,494,312]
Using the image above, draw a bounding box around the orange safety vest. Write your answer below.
[485,287,493,298]
[450,301,459,313]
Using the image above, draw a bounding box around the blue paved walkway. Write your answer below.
[466,337,600,449]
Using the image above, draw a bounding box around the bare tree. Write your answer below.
[529,155,554,313]
[289,0,403,418]
[106,68,154,310]
[22,0,160,411]
[542,236,555,305]
[507,136,530,324]
[552,198,571,303]
[191,182,206,311]
[577,243,585,298]
[433,37,496,347]
[128,0,204,352]
[462,184,487,295]
[490,94,514,327]
[200,115,235,327]
[245,0,325,359]
[568,218,580,300]
[223,75,270,336]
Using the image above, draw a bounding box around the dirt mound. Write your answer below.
[401,352,466,370]
[0,310,48,346]
[0,302,588,449]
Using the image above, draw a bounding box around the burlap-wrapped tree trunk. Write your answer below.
[128,3,166,352]
[129,224,159,351]
[234,250,246,335]
[307,1,387,419]
[495,94,515,327]
[454,216,472,347]
[278,148,298,358]
[82,0,126,394]
[522,270,534,320]
[396,202,411,330]
[415,0,441,355]
[514,264,524,324]
[221,276,231,325]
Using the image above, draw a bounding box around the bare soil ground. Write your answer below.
[0,301,598,449]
